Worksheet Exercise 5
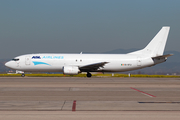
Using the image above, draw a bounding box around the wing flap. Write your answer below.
[79,62,108,72]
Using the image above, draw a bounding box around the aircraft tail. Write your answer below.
[129,27,170,57]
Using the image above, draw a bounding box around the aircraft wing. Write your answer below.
[79,62,108,72]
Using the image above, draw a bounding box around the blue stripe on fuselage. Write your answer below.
[32,61,51,66]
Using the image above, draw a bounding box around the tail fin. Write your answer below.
[129,27,170,57]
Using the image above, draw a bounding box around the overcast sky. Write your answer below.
[0,0,180,59]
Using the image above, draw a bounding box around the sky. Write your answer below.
[0,0,180,59]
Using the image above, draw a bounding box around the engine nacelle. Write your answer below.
[63,66,80,75]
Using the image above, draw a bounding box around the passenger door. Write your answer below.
[25,56,31,65]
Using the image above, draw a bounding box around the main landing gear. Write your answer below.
[86,72,92,78]
[21,73,25,77]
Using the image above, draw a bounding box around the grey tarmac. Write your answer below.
[0,77,180,120]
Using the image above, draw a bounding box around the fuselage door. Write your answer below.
[25,56,31,65]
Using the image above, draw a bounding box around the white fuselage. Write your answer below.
[5,53,155,72]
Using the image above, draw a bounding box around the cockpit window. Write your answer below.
[12,58,19,61]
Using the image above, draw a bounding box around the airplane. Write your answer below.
[5,26,172,77]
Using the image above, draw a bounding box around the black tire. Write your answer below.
[86,72,92,78]
[21,74,25,77]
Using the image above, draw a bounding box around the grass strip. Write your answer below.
[0,73,179,78]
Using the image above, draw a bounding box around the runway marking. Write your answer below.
[61,100,66,110]
[130,87,156,98]
[72,100,76,111]
[139,102,180,103]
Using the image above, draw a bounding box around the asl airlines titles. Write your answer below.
[32,56,64,59]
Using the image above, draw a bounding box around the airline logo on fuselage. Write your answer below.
[32,56,41,59]
[32,56,64,59]
[42,56,64,59]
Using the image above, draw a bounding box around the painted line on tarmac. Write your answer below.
[72,100,76,111]
[130,87,156,98]
[139,102,180,103]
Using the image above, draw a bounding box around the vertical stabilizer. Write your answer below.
[129,27,170,57]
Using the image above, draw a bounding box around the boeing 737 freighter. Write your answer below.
[5,27,172,77]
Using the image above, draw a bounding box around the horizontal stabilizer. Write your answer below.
[152,54,173,59]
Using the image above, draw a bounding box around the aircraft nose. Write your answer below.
[5,61,14,69]
[5,61,10,68]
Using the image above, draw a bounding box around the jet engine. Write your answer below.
[63,66,80,75]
